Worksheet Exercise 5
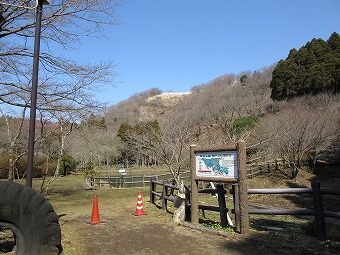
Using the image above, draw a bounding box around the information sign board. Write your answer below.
[195,151,238,179]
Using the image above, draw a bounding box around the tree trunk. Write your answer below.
[8,158,14,181]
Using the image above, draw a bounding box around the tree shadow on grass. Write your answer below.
[219,229,340,255]
[276,165,340,241]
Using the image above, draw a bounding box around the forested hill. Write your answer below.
[106,32,340,130]
[66,33,340,179]
[99,32,339,170]
[2,30,339,180]
[105,66,274,134]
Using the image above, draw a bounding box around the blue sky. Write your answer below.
[67,0,340,105]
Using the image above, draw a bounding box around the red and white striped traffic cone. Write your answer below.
[133,190,146,216]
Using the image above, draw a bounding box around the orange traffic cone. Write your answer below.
[133,190,146,216]
[87,195,104,224]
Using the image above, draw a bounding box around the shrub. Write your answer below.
[59,155,77,176]
[40,160,58,176]
[82,161,97,178]
[233,116,259,135]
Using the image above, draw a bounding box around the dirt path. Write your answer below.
[52,171,340,255]
[59,206,337,255]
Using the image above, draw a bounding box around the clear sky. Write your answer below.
[66,0,340,106]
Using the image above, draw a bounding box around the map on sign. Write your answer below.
[196,151,238,179]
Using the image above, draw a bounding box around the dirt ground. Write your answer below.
[2,166,340,254]
[58,201,339,255]
[56,167,340,255]
[60,212,340,255]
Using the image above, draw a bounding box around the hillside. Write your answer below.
[106,68,273,130]
[101,64,340,171]
[65,33,340,172]
[139,92,192,121]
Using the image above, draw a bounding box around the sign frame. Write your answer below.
[195,150,238,179]
[191,145,243,183]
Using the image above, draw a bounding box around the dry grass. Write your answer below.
[41,175,156,254]
[3,166,338,254]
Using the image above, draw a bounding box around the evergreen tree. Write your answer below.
[270,32,340,100]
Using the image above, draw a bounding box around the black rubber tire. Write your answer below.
[0,181,62,255]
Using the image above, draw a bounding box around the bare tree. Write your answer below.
[118,117,193,185]
[67,122,119,167]
[0,0,121,186]
[1,0,119,110]
[0,108,28,180]
[255,97,339,179]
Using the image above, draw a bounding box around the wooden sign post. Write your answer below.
[236,141,249,234]
[190,141,249,234]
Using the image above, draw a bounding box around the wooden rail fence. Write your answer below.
[90,159,287,189]
[150,177,340,240]
[90,172,190,188]
[150,177,232,225]
[149,178,185,209]
[246,159,287,178]
[242,182,340,240]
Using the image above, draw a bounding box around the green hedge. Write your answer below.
[0,153,58,179]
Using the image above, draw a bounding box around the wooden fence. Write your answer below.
[150,177,235,225]
[149,178,186,208]
[237,182,340,240]
[91,172,190,188]
[90,159,286,188]
[246,159,287,178]
[150,177,340,240]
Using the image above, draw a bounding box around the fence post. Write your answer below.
[162,179,168,210]
[184,185,191,221]
[150,176,156,204]
[216,184,228,227]
[190,144,199,225]
[250,167,254,178]
[90,175,94,188]
[232,184,240,232]
[120,175,125,188]
[312,182,327,241]
[237,140,249,234]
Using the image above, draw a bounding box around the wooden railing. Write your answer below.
[150,177,231,225]
[149,178,187,210]
[90,159,286,188]
[246,159,287,178]
[90,171,190,188]
[150,176,340,241]
[236,182,340,240]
